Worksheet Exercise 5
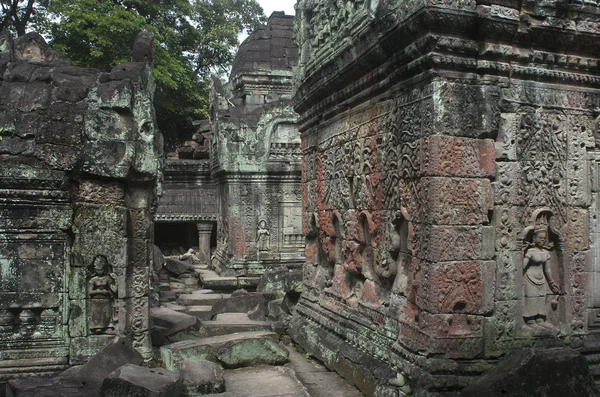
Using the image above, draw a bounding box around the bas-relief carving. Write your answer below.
[521,210,562,334]
[256,219,271,252]
[87,255,117,335]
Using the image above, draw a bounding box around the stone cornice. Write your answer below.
[294,1,600,122]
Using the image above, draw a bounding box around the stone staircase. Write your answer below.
[153,259,365,397]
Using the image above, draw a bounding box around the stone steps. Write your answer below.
[177,293,231,306]
[156,260,365,397]
[194,314,273,338]
[185,305,212,321]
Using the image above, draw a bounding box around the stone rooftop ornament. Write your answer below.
[289,0,600,395]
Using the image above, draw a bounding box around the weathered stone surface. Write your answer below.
[197,313,273,338]
[215,367,308,397]
[160,331,281,371]
[180,358,225,396]
[164,257,195,276]
[61,337,144,394]
[150,307,199,336]
[209,292,270,320]
[257,268,303,299]
[289,0,600,393]
[7,377,87,397]
[0,30,161,373]
[460,348,599,397]
[215,336,289,368]
[99,364,182,397]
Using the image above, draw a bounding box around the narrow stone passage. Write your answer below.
[154,257,365,397]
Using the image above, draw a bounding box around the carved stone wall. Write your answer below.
[210,12,304,276]
[0,32,161,377]
[291,1,600,395]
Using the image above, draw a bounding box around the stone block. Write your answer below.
[411,177,493,225]
[81,140,134,178]
[85,110,134,142]
[98,79,134,110]
[419,260,495,315]
[99,364,182,397]
[412,225,495,262]
[461,348,600,397]
[209,292,270,319]
[150,307,199,337]
[432,81,500,138]
[63,337,143,394]
[257,267,303,298]
[180,359,225,396]
[160,331,281,371]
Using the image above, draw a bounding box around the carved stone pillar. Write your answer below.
[196,222,214,265]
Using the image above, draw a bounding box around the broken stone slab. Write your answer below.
[185,305,212,321]
[460,348,600,397]
[151,307,199,337]
[60,336,144,394]
[164,257,195,276]
[178,293,229,306]
[99,364,182,397]
[160,331,284,371]
[196,313,273,338]
[209,292,272,320]
[216,336,289,369]
[180,358,225,396]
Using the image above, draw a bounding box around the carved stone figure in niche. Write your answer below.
[388,212,411,294]
[88,255,117,335]
[522,211,561,332]
[257,219,271,251]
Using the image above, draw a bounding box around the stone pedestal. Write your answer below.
[196,223,214,265]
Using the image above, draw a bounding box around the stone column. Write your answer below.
[196,222,214,265]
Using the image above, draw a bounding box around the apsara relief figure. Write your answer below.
[256,219,271,251]
[522,210,561,331]
[88,255,117,334]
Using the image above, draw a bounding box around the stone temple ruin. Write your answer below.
[291,0,600,395]
[155,12,304,281]
[0,30,161,378]
[3,1,600,396]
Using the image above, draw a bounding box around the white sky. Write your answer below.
[258,0,296,16]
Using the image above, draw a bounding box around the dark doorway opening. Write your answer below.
[154,222,199,255]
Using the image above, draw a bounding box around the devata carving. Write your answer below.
[521,210,561,333]
[256,219,271,252]
[87,255,117,335]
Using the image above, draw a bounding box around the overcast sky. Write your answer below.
[258,0,296,17]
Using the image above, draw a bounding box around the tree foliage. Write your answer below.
[0,0,266,149]
[0,0,47,36]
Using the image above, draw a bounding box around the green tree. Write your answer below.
[0,0,47,36]
[1,0,266,149]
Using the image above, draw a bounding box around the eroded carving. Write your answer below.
[87,255,117,335]
[256,219,271,252]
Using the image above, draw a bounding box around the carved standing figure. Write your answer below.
[257,219,270,251]
[88,255,117,334]
[523,221,560,331]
